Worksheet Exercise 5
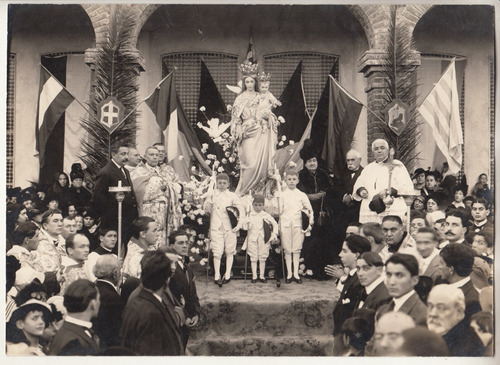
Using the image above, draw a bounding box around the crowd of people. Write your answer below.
[5,135,494,356]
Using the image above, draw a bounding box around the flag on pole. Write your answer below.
[145,73,211,181]
[196,59,226,161]
[246,28,255,63]
[275,61,310,147]
[418,59,463,174]
[35,65,75,169]
[314,75,362,176]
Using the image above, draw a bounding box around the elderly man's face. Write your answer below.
[427,289,464,336]
[372,141,389,162]
[145,148,159,167]
[382,220,404,247]
[346,153,361,172]
[44,213,63,236]
[373,314,414,356]
[127,148,142,167]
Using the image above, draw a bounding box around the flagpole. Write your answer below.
[417,58,457,109]
[329,75,387,126]
[118,71,175,127]
[39,64,101,125]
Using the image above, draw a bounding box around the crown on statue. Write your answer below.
[239,60,259,77]
[258,72,271,82]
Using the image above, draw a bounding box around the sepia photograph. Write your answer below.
[2,0,496,359]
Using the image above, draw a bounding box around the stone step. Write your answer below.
[191,277,339,338]
[187,335,334,356]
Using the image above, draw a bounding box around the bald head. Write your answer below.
[373,312,415,356]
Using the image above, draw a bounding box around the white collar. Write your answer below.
[449,276,471,289]
[365,275,385,295]
[474,219,488,227]
[40,228,61,242]
[7,245,30,255]
[348,268,357,276]
[96,279,119,292]
[393,289,416,311]
[65,315,92,329]
[421,248,440,265]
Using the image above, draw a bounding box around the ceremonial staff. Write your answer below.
[109,180,131,261]
[274,164,286,288]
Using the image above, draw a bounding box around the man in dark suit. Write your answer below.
[48,279,101,355]
[337,150,364,224]
[92,255,124,350]
[438,243,481,321]
[120,251,183,355]
[427,284,484,356]
[378,253,427,325]
[332,234,371,335]
[356,252,391,311]
[91,142,138,251]
[167,230,201,349]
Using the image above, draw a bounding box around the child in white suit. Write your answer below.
[243,194,279,283]
[203,173,242,286]
[279,169,313,283]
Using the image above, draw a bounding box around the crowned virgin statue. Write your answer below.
[230,61,281,196]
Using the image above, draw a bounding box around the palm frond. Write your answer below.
[377,5,422,171]
[80,7,139,178]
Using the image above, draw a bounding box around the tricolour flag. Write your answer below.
[35,66,75,169]
[145,72,211,181]
[418,59,463,174]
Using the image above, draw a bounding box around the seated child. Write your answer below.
[256,73,281,130]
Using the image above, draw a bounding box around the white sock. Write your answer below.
[214,257,221,280]
[259,260,266,279]
[285,252,292,279]
[224,255,234,279]
[251,261,257,279]
[293,252,301,279]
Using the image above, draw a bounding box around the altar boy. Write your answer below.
[279,169,313,283]
[203,173,242,286]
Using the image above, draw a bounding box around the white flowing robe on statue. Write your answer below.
[352,160,414,224]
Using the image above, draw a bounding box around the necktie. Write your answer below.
[388,300,396,311]
[121,168,129,183]
[86,328,100,348]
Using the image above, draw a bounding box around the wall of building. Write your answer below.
[9,5,94,187]
[135,5,370,163]
[413,5,494,192]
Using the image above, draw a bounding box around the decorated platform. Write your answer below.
[188,276,340,356]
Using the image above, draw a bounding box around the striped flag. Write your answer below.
[145,73,211,181]
[35,66,75,168]
[418,59,463,174]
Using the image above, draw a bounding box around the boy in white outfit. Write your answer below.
[279,169,313,283]
[203,173,242,286]
[243,194,279,283]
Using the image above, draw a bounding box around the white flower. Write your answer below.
[182,214,187,219]
[221,158,228,164]
[226,104,232,111]
[281,135,287,141]
[289,140,295,145]
[278,141,284,147]
[299,264,306,270]
[228,156,235,163]
[278,116,285,124]
[213,160,220,167]
[197,240,204,246]
[197,217,203,225]
[189,256,195,262]
[190,247,197,253]
[306,270,313,276]
[217,167,224,172]
[199,258,207,266]
[224,151,231,158]
[197,122,203,128]
[199,234,206,239]
[288,149,294,155]
[207,154,217,160]
[298,269,304,275]
[199,106,206,112]
[205,159,211,166]
[182,199,188,205]
[299,257,304,263]
[221,132,229,139]
[288,161,297,168]
[201,143,209,151]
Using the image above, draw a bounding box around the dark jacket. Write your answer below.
[93,280,125,349]
[333,272,364,335]
[460,278,481,321]
[361,281,392,312]
[91,161,138,245]
[120,287,183,355]
[377,291,428,326]
[443,318,485,356]
[48,321,100,356]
